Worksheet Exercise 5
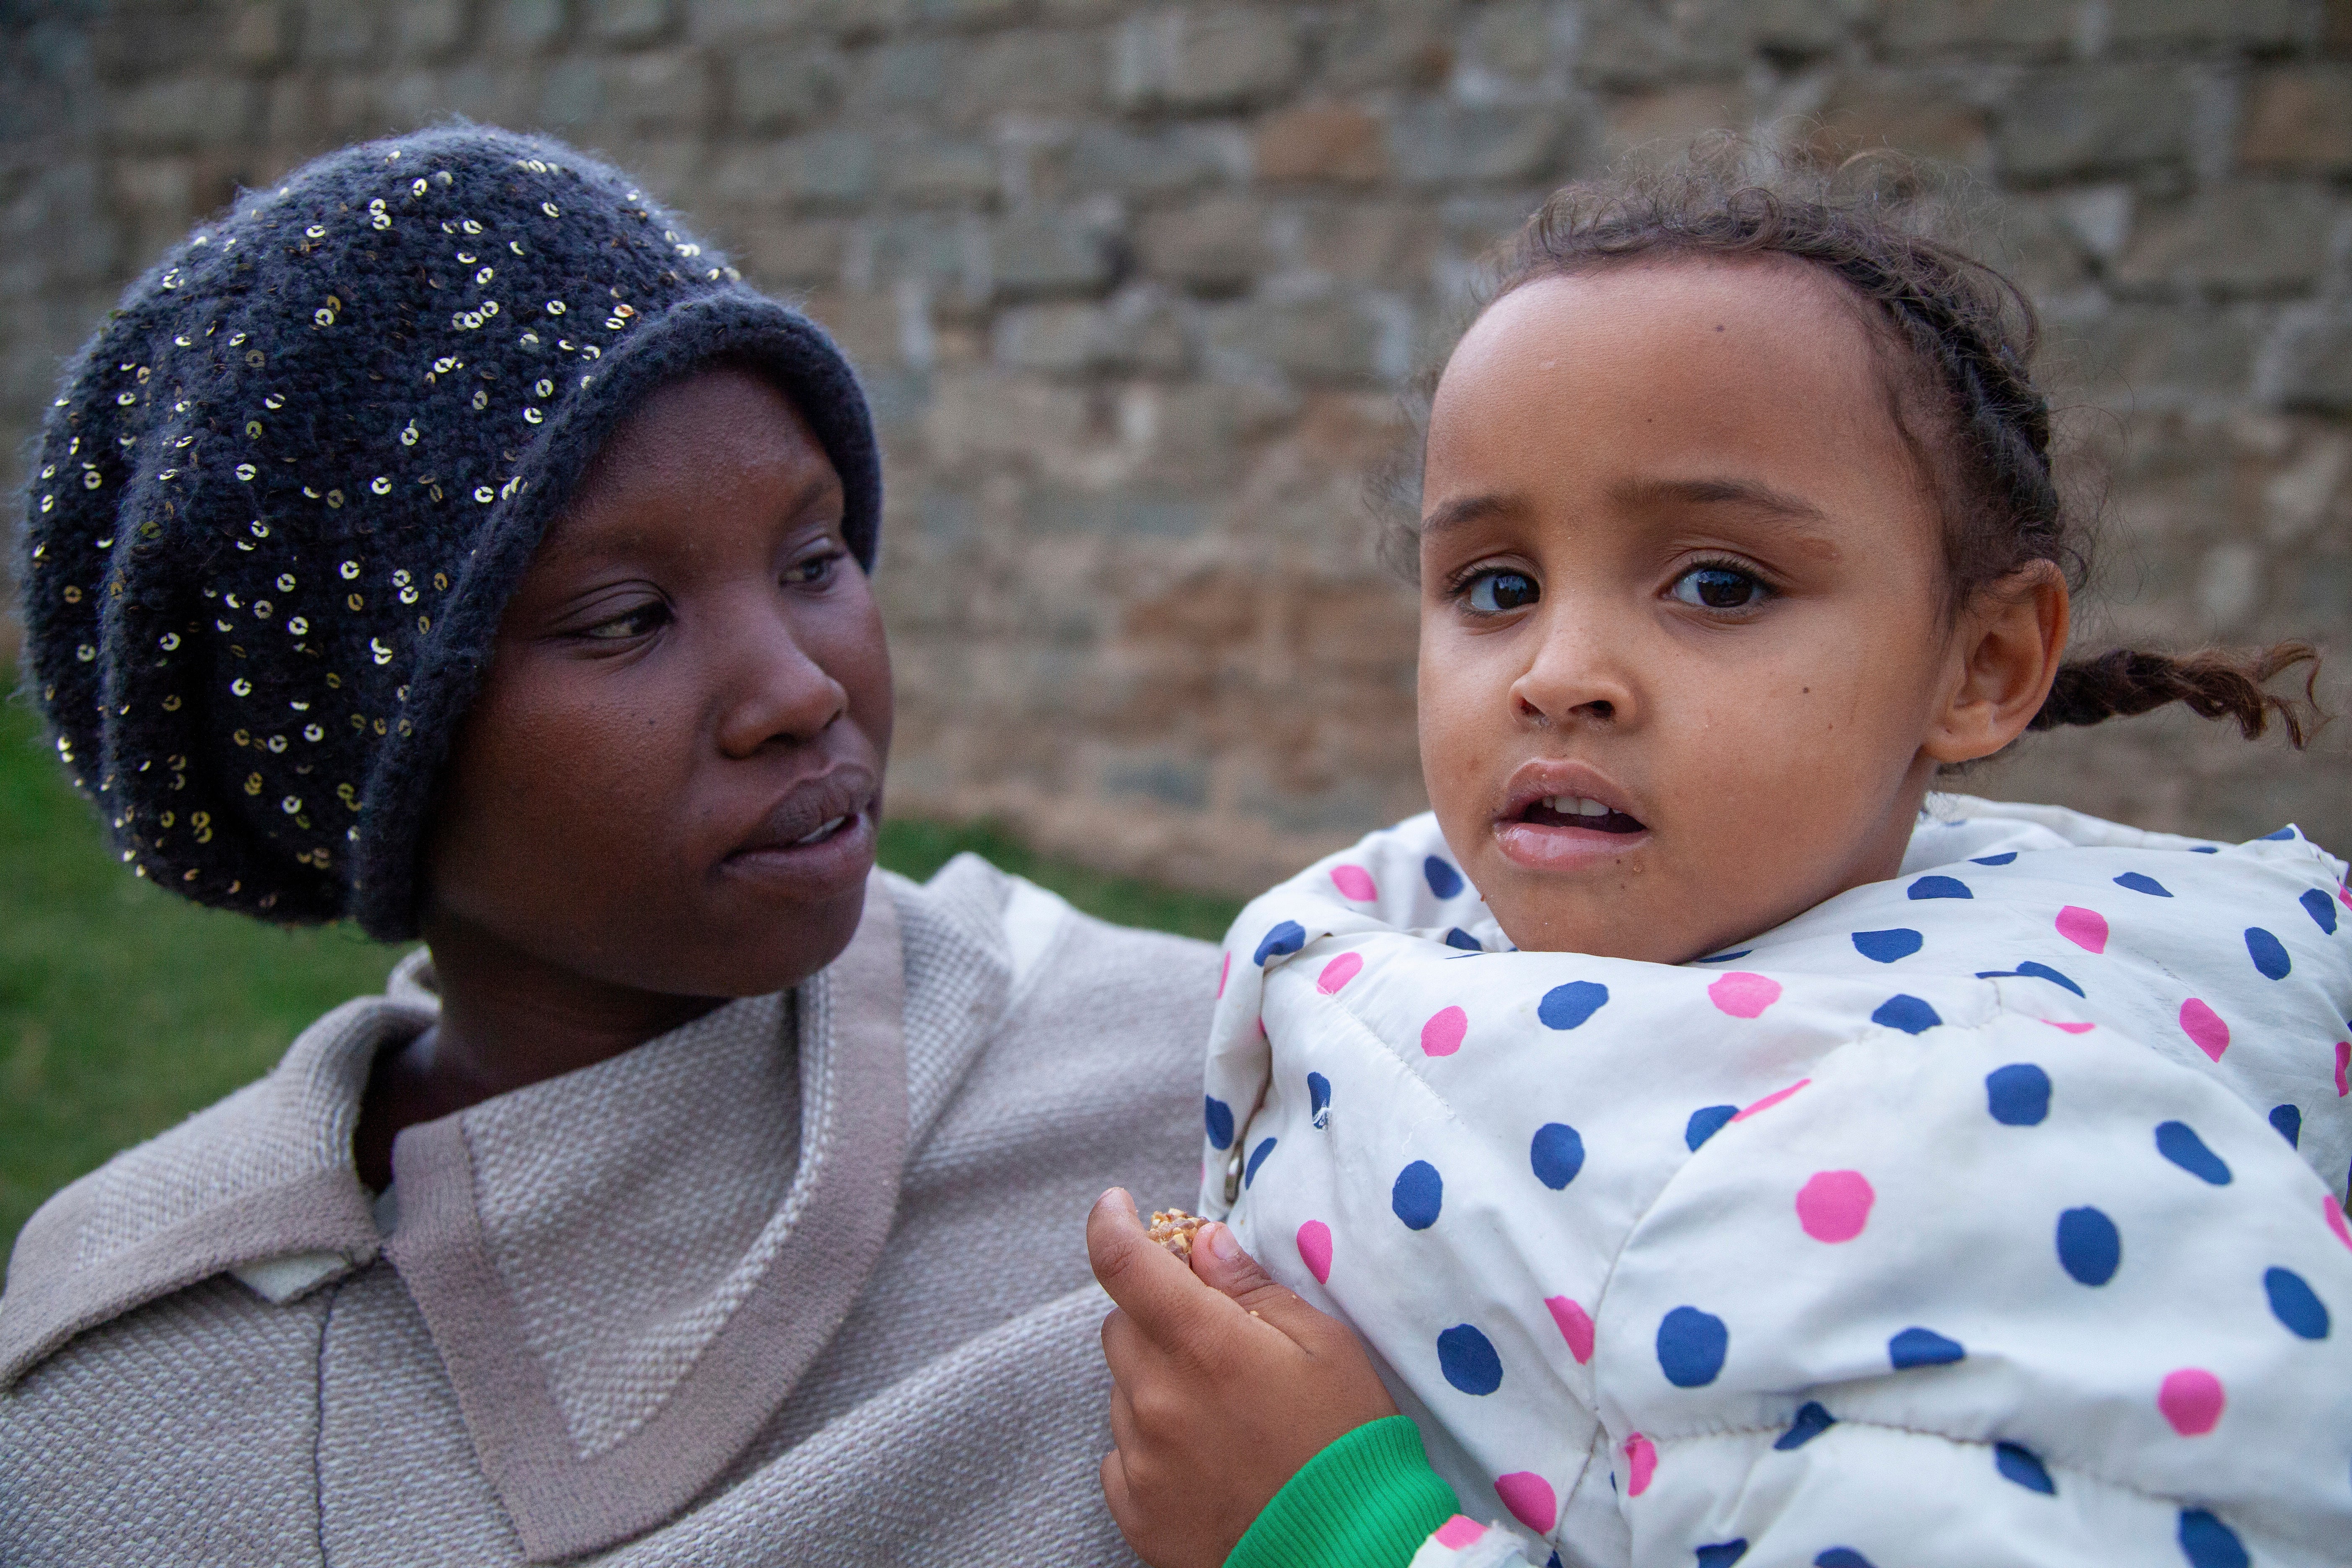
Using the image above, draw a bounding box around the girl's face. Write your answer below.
[422,367,891,1000]
[1418,259,2058,962]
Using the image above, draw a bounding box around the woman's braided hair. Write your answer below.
[1463,148,2322,749]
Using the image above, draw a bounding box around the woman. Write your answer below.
[0,126,1212,1565]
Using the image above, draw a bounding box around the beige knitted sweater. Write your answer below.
[0,856,1215,1565]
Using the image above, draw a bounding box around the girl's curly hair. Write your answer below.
[1403,144,2323,748]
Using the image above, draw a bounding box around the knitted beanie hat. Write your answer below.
[18,124,880,941]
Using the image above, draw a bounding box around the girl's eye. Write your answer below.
[1670,565,1767,611]
[1465,569,1539,614]
[580,602,669,640]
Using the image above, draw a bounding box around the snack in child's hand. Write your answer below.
[1148,1208,1207,1259]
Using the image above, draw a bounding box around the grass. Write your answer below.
[0,679,1240,1260]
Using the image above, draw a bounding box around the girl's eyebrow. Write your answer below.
[1419,493,1520,536]
[1614,475,1828,523]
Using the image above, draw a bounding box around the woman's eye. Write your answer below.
[784,547,842,587]
[1670,565,1767,611]
[580,602,668,640]
[1465,570,1539,614]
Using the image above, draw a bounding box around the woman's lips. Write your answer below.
[720,768,879,890]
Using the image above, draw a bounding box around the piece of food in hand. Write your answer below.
[1148,1208,1207,1258]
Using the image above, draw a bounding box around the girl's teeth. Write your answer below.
[794,815,847,846]
[1546,796,1612,817]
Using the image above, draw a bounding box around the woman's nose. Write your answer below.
[1509,606,1638,730]
[713,600,849,758]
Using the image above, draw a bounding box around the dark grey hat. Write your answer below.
[18,124,880,939]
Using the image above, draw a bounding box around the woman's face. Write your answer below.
[421,366,892,1000]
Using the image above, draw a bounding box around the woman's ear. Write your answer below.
[1924,560,2070,765]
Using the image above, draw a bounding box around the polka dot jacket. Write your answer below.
[16,125,879,939]
[1199,795,2352,1568]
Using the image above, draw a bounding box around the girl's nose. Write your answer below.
[714,601,850,758]
[1509,609,1638,730]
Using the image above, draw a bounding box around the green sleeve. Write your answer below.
[1225,1415,1462,1568]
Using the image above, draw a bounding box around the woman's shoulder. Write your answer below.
[0,981,426,1390]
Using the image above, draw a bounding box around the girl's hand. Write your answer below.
[1088,1188,1401,1568]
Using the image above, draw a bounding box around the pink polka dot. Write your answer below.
[2179,998,2230,1062]
[1732,1078,1811,1122]
[1623,1433,1656,1496]
[2041,1019,2096,1034]
[1494,1472,1557,1534]
[1317,952,1363,994]
[1216,951,1230,999]
[1331,864,1377,902]
[1296,1220,1333,1284]
[2339,882,2351,910]
[1421,1005,1467,1057]
[2055,905,2109,954]
[1707,971,1782,1019]
[1433,1516,1487,1550]
[1545,1295,1594,1364]
[2324,1196,2352,1252]
[1795,1170,1875,1242]
[2336,1040,2349,1098]
[2159,1369,2225,1436]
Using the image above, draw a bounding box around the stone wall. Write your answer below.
[6,0,2349,891]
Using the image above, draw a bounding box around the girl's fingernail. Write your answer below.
[1204,1222,1240,1261]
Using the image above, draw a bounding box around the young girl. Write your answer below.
[1088,164,2352,1568]
[2,126,1218,1565]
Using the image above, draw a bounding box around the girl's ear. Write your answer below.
[1923,560,2070,765]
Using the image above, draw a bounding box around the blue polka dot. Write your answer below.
[2056,1207,2121,1286]
[1694,948,1753,963]
[1971,852,2017,866]
[1243,1137,1276,1188]
[1685,1103,1739,1151]
[2115,872,2173,897]
[1424,856,1464,900]
[1443,927,1483,952]
[2264,1266,2330,1339]
[1657,1305,1729,1387]
[1694,1543,1748,1568]
[1852,928,1923,963]
[2302,887,2339,935]
[1539,980,1609,1029]
[2177,1508,2248,1568]
[1872,994,1942,1034]
[2191,845,2220,853]
[1307,1072,1331,1127]
[1436,1322,1502,1395]
[1986,1063,2052,1126]
[1253,921,1305,966]
[1888,1326,1965,1369]
[1530,1122,1585,1189]
[1908,875,1972,900]
[1994,1441,2055,1494]
[1391,1160,1443,1230]
[2262,826,2298,841]
[1774,1400,1834,1450]
[1815,1552,1875,1568]
[2156,1121,2231,1185]
[2269,1103,2301,1147]
[1204,1096,1235,1150]
[2019,960,2085,995]
[2245,926,2291,980]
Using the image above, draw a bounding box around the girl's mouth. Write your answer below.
[1520,794,1646,834]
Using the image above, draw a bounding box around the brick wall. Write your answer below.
[6,0,2349,891]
